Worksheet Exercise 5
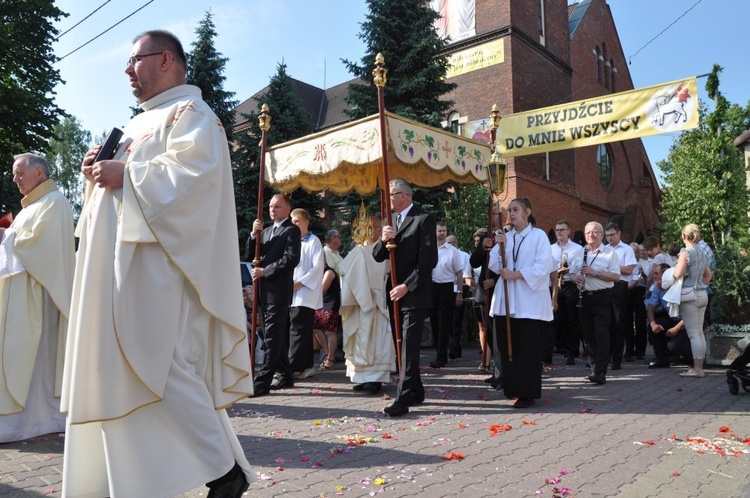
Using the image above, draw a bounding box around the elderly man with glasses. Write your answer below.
[373,179,437,417]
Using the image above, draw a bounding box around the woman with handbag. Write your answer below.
[672,224,712,377]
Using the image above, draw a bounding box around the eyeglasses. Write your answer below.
[604,232,618,237]
[127,52,164,67]
[390,191,405,197]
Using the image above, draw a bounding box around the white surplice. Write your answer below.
[61,85,254,498]
[0,180,74,442]
[340,245,394,384]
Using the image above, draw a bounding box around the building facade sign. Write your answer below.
[445,38,505,79]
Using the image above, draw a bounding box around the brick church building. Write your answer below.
[234,0,662,243]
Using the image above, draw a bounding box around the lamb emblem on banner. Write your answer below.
[648,84,695,131]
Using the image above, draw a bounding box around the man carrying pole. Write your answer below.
[373,179,437,417]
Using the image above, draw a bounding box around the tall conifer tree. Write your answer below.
[233,63,319,255]
[0,0,65,212]
[339,0,458,221]
[187,11,238,130]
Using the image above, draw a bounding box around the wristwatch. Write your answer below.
[596,270,601,278]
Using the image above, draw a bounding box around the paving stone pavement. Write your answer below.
[1,348,749,497]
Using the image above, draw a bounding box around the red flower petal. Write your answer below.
[441,451,466,460]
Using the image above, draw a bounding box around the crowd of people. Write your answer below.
[0,28,721,498]
[245,190,717,411]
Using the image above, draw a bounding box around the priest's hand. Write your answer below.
[251,267,265,280]
[92,160,125,188]
[81,146,102,182]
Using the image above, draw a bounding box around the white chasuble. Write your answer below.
[340,245,394,384]
[0,180,74,441]
[61,85,254,498]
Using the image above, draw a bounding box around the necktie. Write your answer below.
[271,225,278,239]
[396,213,402,230]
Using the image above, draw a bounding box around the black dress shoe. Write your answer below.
[611,363,622,371]
[623,355,634,363]
[513,397,535,409]
[207,462,249,498]
[270,379,294,390]
[448,351,461,359]
[565,356,576,366]
[408,391,425,406]
[648,359,670,369]
[352,383,365,391]
[383,402,409,416]
[483,375,496,384]
[252,386,270,397]
[542,355,553,365]
[361,382,382,394]
[587,373,606,384]
[429,360,446,368]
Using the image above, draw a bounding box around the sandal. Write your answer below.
[320,357,335,370]
[478,362,487,372]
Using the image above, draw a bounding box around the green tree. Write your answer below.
[186,11,238,130]
[45,115,91,221]
[444,183,491,250]
[336,0,458,222]
[233,62,317,255]
[659,65,750,324]
[342,0,456,128]
[0,0,66,213]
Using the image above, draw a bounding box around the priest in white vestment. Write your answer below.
[61,31,253,498]
[341,215,394,394]
[0,153,74,443]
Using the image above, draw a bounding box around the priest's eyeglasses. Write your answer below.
[127,52,164,67]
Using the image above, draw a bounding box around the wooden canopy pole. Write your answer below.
[373,53,403,376]
[250,104,271,373]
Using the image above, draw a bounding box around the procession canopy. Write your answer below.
[265,111,491,194]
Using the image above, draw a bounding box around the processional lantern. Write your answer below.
[487,103,506,196]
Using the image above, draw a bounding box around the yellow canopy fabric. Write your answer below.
[265,112,491,194]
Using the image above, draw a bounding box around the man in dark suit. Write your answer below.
[373,179,437,416]
[248,194,301,396]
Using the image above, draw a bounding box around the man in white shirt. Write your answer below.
[429,222,464,368]
[289,209,324,380]
[446,234,471,360]
[573,222,620,385]
[548,220,584,365]
[604,222,637,368]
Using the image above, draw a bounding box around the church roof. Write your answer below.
[568,0,593,38]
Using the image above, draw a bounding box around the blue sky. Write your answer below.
[52,0,747,183]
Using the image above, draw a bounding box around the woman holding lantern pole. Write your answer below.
[486,198,554,408]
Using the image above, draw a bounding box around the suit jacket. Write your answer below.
[372,205,437,310]
[246,218,301,305]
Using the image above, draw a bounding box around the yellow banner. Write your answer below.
[446,38,504,79]
[497,77,699,157]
